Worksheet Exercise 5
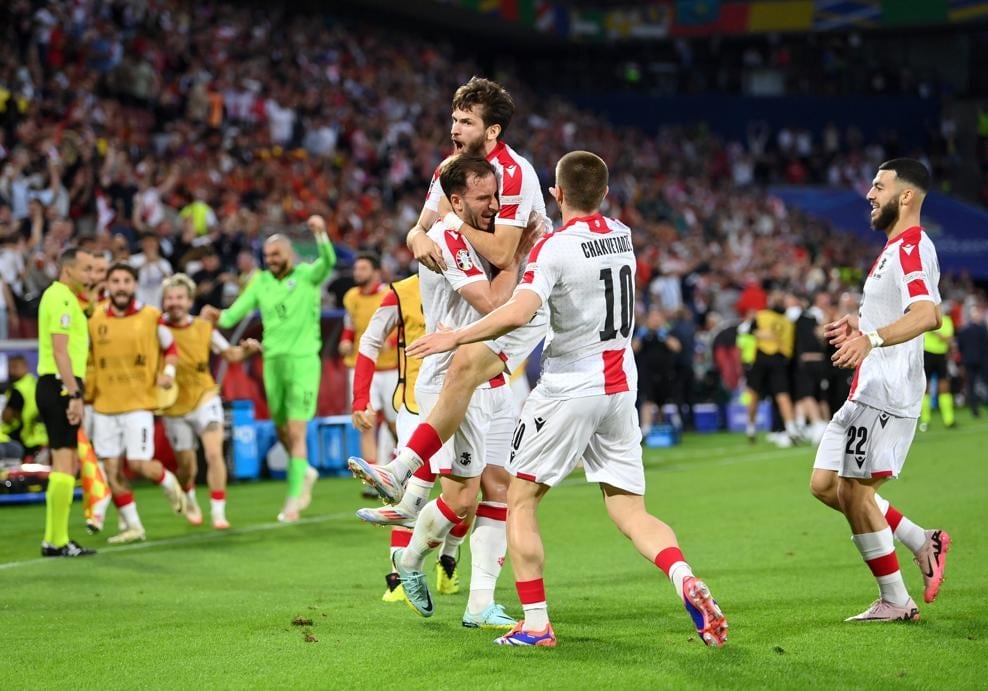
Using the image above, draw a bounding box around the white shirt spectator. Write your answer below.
[130,253,173,308]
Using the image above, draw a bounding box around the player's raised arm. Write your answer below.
[305,215,337,284]
[213,273,259,329]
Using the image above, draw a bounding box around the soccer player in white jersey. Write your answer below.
[361,155,523,626]
[348,77,550,514]
[409,151,728,648]
[811,158,950,622]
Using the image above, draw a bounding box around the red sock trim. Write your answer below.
[155,468,167,485]
[653,547,686,576]
[184,483,195,492]
[390,528,413,548]
[407,423,443,464]
[866,551,900,577]
[477,502,508,521]
[435,496,461,524]
[412,464,437,482]
[884,505,904,532]
[516,578,546,605]
[210,490,226,501]
[449,519,471,538]
[113,491,134,508]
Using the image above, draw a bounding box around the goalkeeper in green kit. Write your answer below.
[202,216,336,522]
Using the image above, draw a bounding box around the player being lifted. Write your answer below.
[202,216,336,522]
[89,263,184,544]
[160,274,262,530]
[349,76,548,512]
[410,151,728,647]
[362,156,526,627]
[811,159,951,622]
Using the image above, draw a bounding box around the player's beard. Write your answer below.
[464,208,496,233]
[111,292,134,311]
[870,197,899,232]
[454,135,486,157]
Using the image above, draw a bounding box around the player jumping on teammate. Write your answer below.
[409,151,728,648]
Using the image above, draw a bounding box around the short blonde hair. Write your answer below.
[161,273,196,299]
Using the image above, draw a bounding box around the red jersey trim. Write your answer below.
[379,290,398,307]
[557,213,607,233]
[443,230,483,277]
[602,349,629,394]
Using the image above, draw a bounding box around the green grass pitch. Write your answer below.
[2,413,985,690]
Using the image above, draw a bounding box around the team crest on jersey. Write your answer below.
[455,249,474,272]
[286,279,296,290]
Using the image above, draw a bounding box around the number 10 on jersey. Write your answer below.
[599,265,634,342]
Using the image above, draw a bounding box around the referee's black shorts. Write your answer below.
[35,375,83,450]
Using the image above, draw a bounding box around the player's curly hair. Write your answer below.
[161,273,197,299]
[452,77,514,139]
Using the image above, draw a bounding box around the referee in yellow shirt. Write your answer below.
[37,247,96,557]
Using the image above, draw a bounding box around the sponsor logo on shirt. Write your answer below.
[60,314,71,328]
[902,243,916,255]
[504,165,517,178]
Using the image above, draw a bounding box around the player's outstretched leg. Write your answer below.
[350,345,505,501]
[603,485,727,646]
[811,470,950,603]
[874,496,951,604]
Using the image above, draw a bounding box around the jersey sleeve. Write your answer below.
[898,238,940,308]
[45,291,78,337]
[515,235,558,305]
[496,163,539,229]
[423,164,444,213]
[210,328,231,354]
[357,292,399,361]
[157,324,179,357]
[218,275,259,328]
[439,229,487,292]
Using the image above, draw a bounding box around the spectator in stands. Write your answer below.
[192,248,232,313]
[130,231,172,308]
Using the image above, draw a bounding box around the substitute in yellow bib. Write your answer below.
[349,274,426,602]
[920,311,955,430]
[36,247,94,557]
[744,292,802,444]
[89,262,184,544]
[2,355,48,454]
[159,274,261,530]
[340,253,399,468]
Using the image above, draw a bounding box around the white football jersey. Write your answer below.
[424,141,546,229]
[849,226,941,417]
[417,219,503,392]
[517,213,638,399]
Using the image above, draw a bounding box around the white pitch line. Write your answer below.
[0,510,354,571]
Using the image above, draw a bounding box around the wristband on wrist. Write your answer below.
[163,364,177,378]
[443,211,464,232]
[865,331,885,348]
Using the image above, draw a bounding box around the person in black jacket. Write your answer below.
[633,307,681,435]
[957,304,988,417]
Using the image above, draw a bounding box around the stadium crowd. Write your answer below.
[0,0,986,433]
